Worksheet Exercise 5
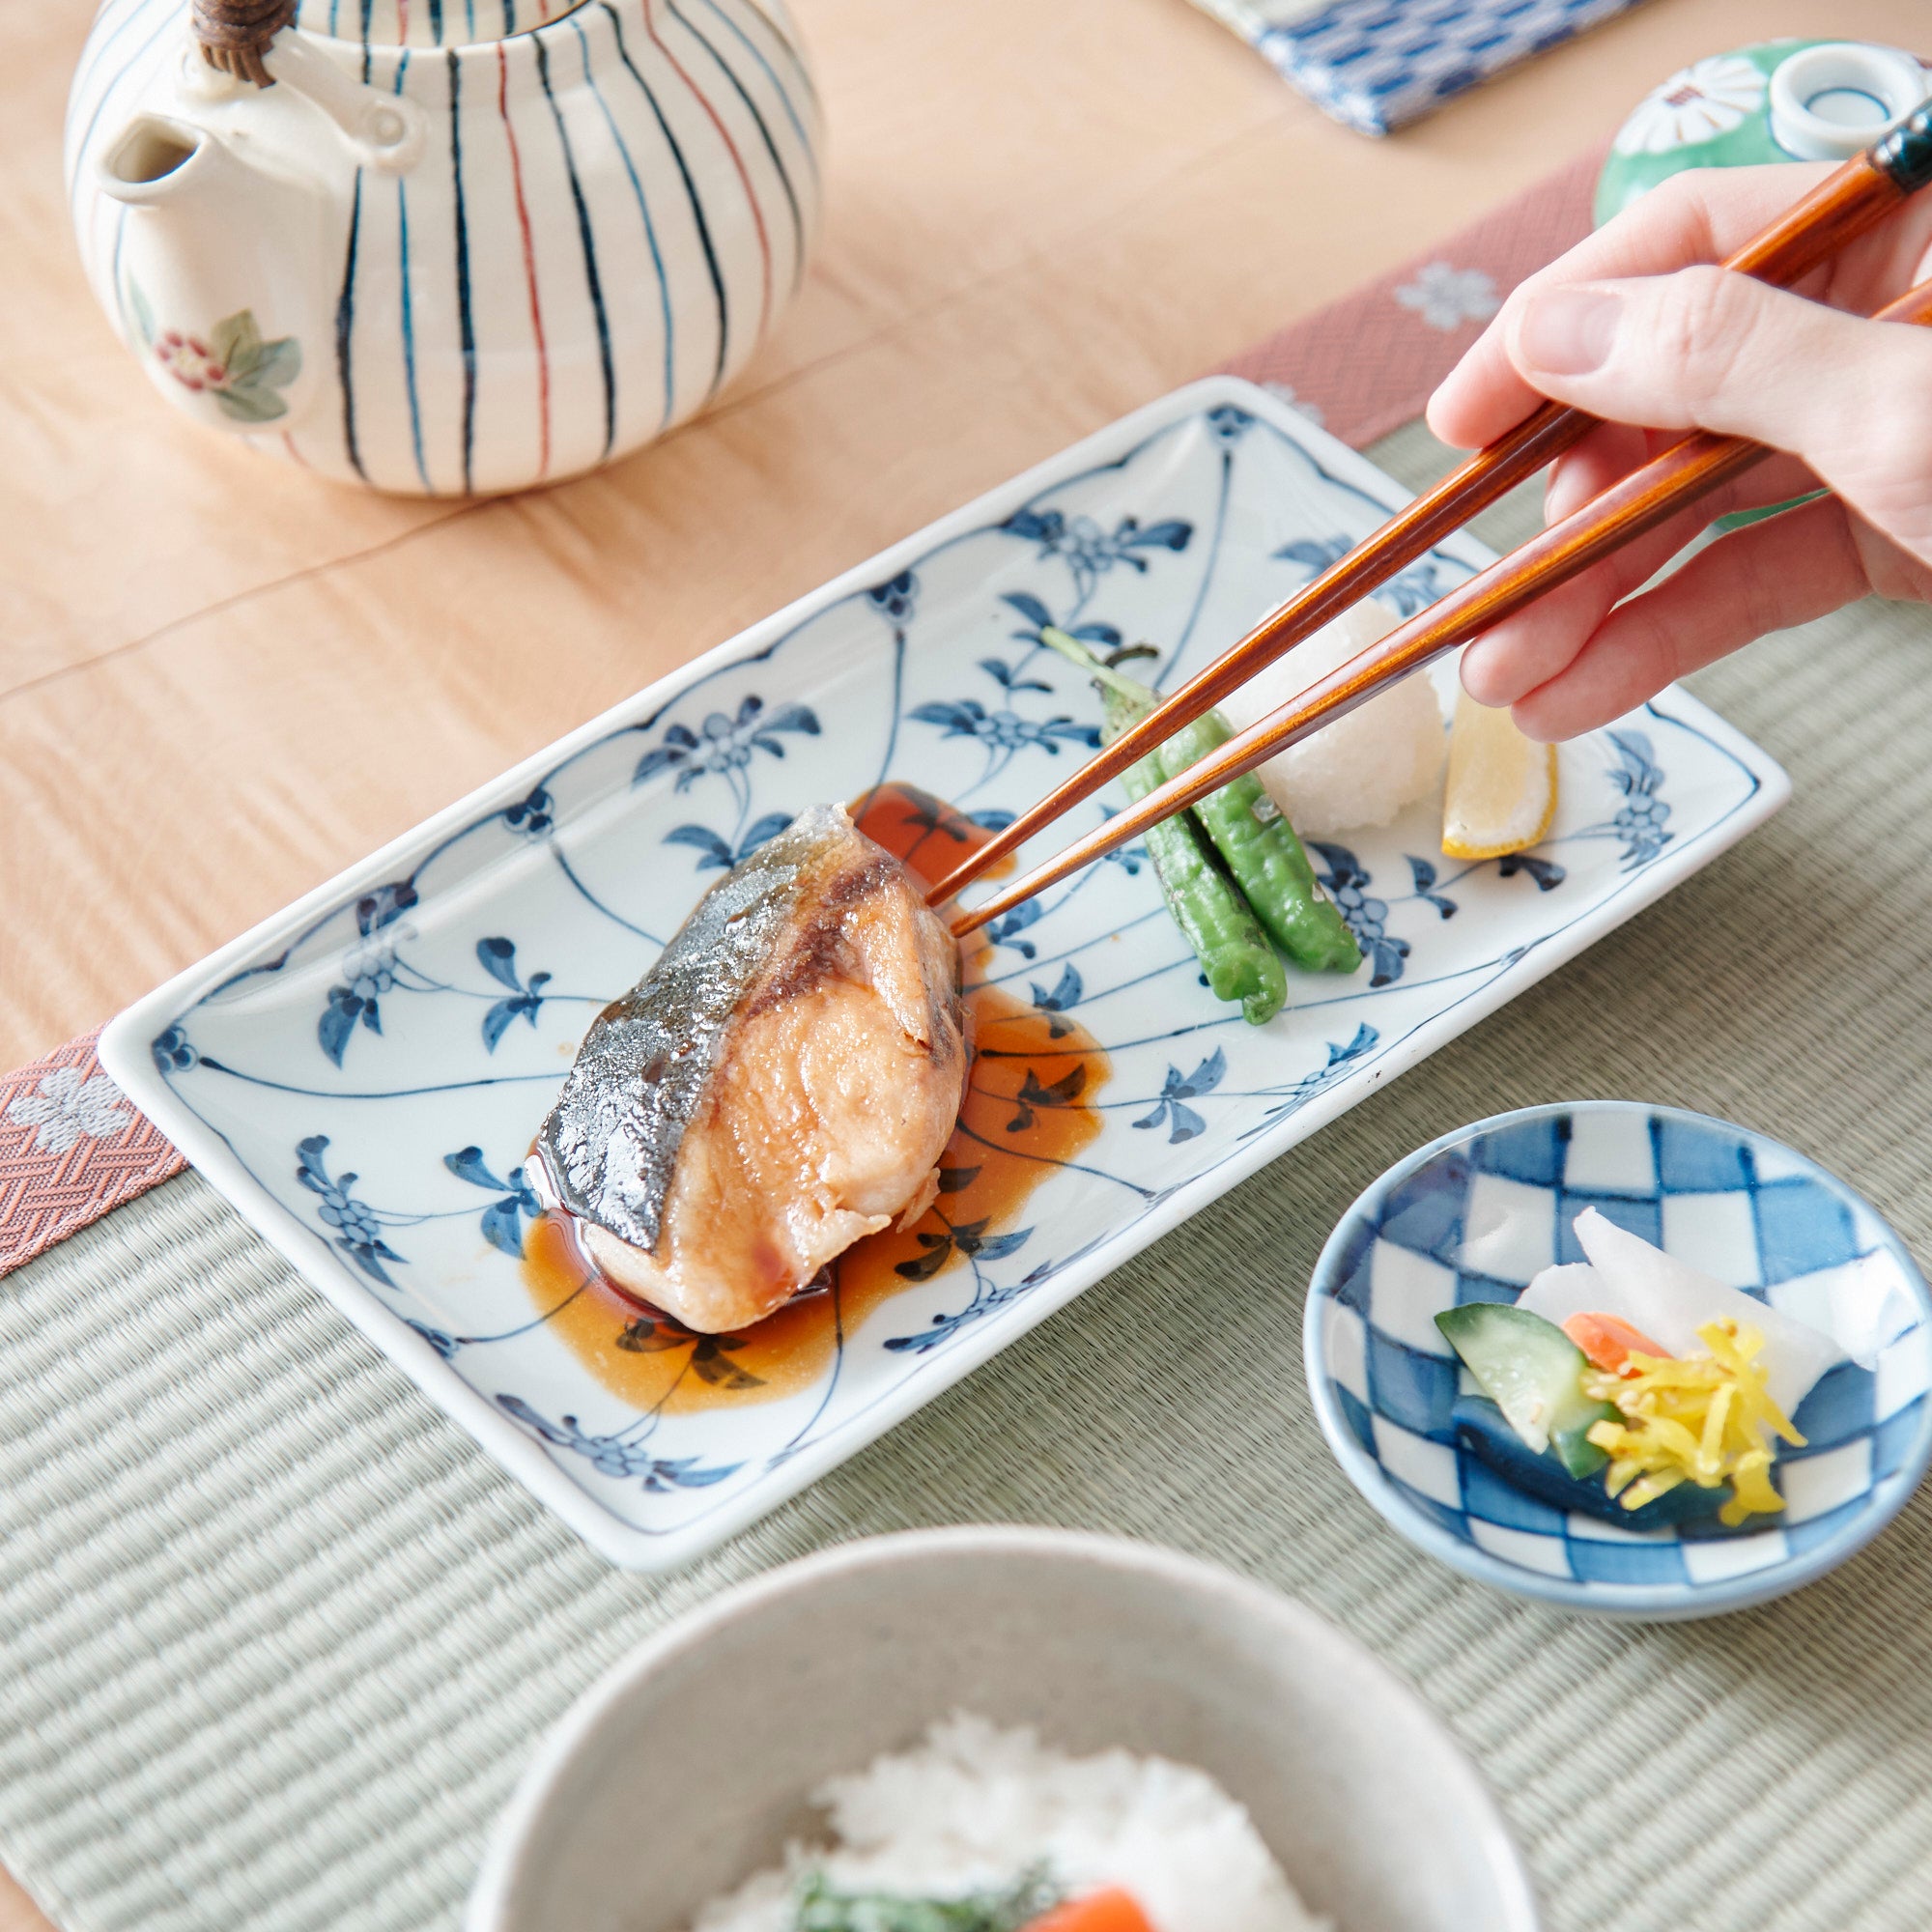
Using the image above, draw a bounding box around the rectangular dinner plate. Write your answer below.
[100,378,1789,1570]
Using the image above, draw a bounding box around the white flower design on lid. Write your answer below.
[1393,262,1502,333]
[1615,54,1768,157]
[6,1065,132,1156]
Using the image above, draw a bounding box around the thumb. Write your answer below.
[1507,267,1932,527]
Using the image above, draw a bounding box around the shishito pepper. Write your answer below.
[1040,629,1286,1025]
[1151,710,1361,974]
[1101,683,1287,1025]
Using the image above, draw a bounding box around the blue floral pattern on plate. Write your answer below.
[100,378,1790,1571]
[1305,1102,1932,1619]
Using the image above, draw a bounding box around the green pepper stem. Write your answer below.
[1038,626,1155,706]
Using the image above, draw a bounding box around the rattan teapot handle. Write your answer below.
[192,0,299,87]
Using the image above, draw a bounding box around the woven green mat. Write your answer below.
[8,421,1932,1932]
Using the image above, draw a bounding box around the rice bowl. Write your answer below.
[466,1529,1539,1932]
[694,1714,1326,1932]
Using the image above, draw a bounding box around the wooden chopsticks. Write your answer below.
[928,105,1932,930]
[951,268,1932,940]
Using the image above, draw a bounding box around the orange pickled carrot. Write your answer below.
[1563,1311,1669,1375]
[1024,1890,1158,1932]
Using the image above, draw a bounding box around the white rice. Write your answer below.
[1216,596,1445,837]
[693,1714,1326,1932]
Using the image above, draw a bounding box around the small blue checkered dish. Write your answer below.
[1305,1102,1932,1618]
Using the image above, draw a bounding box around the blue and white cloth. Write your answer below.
[1191,0,1651,135]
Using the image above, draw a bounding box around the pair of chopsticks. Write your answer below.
[936,107,1932,938]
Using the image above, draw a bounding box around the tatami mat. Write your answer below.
[6,426,1931,1931]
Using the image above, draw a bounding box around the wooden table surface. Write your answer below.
[4,0,1929,1923]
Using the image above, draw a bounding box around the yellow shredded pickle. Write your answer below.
[1582,1319,1804,1526]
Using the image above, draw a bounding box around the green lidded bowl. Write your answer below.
[1597,40,1932,225]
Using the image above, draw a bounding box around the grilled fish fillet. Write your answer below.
[528,804,969,1333]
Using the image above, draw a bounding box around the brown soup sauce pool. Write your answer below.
[522,784,1109,1412]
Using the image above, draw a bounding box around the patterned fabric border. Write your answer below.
[1217,145,1603,447]
[0,1031,185,1274]
[0,151,1602,1282]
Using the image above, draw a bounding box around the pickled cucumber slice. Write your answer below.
[1435,1301,1618,1479]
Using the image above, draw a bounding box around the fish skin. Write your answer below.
[531,805,967,1332]
[534,809,829,1254]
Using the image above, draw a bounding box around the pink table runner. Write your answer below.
[0,148,1604,1278]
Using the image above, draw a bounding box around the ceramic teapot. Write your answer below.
[66,0,822,493]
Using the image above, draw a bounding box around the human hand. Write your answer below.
[1427,163,1932,740]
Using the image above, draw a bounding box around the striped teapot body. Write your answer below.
[67,0,821,494]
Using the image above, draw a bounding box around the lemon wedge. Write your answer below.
[1440,687,1557,860]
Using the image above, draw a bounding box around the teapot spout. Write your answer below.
[99,114,207,201]
[96,113,327,436]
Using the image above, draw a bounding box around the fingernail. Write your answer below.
[1518,287,1621,376]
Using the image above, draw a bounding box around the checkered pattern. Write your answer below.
[1310,1104,1932,1610]
[1201,0,1649,136]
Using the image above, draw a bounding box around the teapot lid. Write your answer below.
[292,0,590,50]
